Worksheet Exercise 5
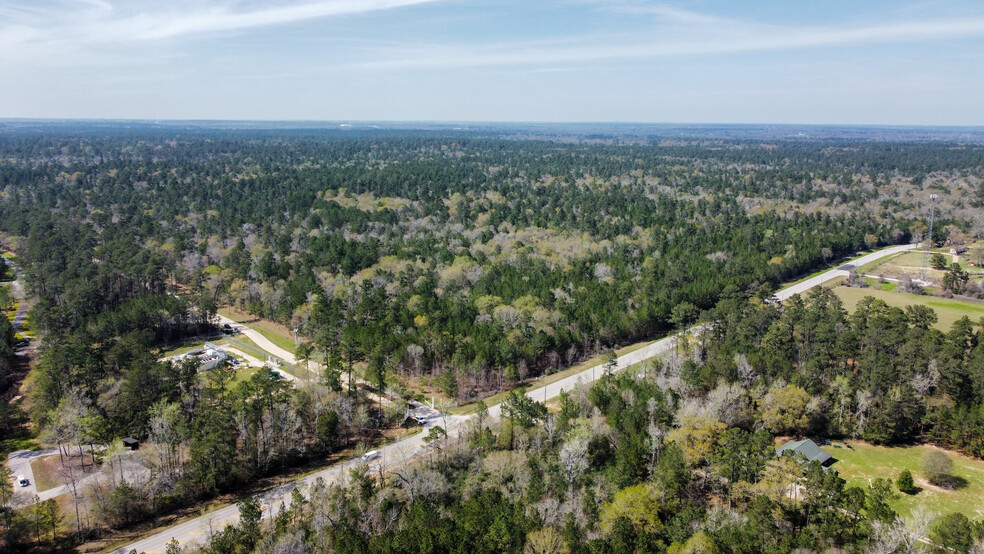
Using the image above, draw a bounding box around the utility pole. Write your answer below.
[923,193,939,280]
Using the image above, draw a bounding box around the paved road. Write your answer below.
[114,414,454,554]
[5,448,105,502]
[772,244,916,302]
[217,318,381,392]
[216,315,297,365]
[6,449,54,499]
[113,244,915,554]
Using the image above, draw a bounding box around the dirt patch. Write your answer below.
[31,451,99,493]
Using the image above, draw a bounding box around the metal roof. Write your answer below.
[776,439,833,465]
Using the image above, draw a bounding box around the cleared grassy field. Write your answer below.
[865,251,944,278]
[30,455,66,493]
[822,441,984,519]
[218,307,297,354]
[833,285,984,331]
[864,250,983,281]
[863,277,898,292]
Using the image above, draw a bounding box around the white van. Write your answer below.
[361,450,380,462]
[16,475,28,487]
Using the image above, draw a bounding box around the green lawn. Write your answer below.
[160,334,309,385]
[1,437,40,458]
[863,277,898,292]
[218,307,297,354]
[822,442,984,519]
[833,285,984,331]
[228,365,263,385]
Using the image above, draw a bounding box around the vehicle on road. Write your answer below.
[361,450,380,461]
[17,475,28,487]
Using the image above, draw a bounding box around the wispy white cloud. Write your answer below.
[344,8,984,70]
[0,0,439,50]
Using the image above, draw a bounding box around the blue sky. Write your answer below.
[2,0,983,124]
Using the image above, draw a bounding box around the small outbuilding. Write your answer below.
[122,437,140,451]
[776,439,834,467]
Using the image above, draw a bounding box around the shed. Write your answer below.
[776,439,834,466]
[122,437,140,451]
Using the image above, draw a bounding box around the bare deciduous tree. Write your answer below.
[559,431,589,498]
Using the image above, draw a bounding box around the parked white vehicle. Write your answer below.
[361,450,380,462]
[16,475,28,487]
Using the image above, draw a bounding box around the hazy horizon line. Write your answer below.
[3,117,984,130]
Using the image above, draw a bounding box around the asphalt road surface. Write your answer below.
[113,244,915,554]
[216,314,297,365]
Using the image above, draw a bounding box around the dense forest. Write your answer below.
[188,286,984,554]
[0,127,983,551]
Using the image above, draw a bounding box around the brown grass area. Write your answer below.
[30,452,98,493]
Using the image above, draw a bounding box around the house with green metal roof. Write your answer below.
[776,439,835,467]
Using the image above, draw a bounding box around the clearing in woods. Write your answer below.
[833,285,984,331]
[823,441,984,520]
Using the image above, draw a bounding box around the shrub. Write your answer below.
[897,469,916,494]
[923,450,955,488]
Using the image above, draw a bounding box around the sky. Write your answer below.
[2,0,984,124]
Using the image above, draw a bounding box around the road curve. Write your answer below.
[773,244,917,302]
[216,314,297,365]
[113,244,914,554]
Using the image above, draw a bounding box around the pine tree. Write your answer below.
[897,468,916,494]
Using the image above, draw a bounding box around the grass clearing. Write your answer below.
[861,250,966,282]
[1,437,40,457]
[218,307,297,354]
[863,277,898,292]
[224,333,307,376]
[822,441,984,519]
[30,454,67,493]
[228,365,262,385]
[833,285,984,331]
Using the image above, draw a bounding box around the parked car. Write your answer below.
[361,450,380,462]
[15,340,28,347]
[17,475,28,487]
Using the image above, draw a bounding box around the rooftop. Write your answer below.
[776,439,834,466]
